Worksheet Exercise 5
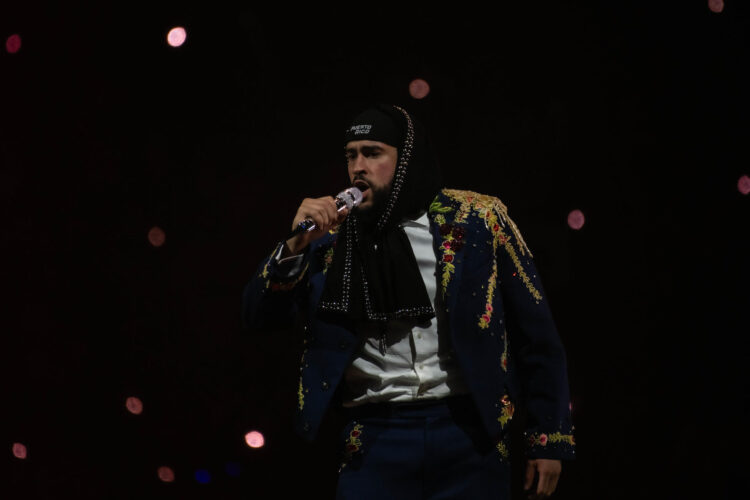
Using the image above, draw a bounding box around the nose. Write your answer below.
[349,152,367,176]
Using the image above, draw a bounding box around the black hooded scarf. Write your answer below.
[317,104,443,327]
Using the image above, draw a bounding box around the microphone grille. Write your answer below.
[339,187,363,209]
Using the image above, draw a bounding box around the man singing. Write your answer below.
[242,104,575,499]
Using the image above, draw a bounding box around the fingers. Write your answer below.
[527,459,561,499]
[523,460,536,492]
[295,196,339,232]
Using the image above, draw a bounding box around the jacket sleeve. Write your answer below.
[494,210,575,461]
[241,241,312,333]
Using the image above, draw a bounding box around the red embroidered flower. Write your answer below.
[498,235,508,245]
[502,357,508,369]
[443,254,454,263]
[350,430,361,437]
[346,444,358,452]
[481,314,490,323]
[486,304,493,312]
[539,434,548,446]
[439,223,452,236]
[452,226,465,240]
[442,240,452,249]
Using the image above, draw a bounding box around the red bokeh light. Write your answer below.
[12,442,28,459]
[148,226,166,247]
[738,175,750,195]
[125,396,143,415]
[567,209,585,230]
[167,27,187,47]
[409,78,430,100]
[158,466,175,483]
[708,0,724,13]
[6,34,22,54]
[244,430,265,448]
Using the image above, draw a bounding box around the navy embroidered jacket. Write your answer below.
[242,189,575,460]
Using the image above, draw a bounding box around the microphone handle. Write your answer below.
[284,197,349,242]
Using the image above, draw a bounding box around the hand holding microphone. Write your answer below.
[283,187,362,257]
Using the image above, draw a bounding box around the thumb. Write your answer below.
[523,460,536,491]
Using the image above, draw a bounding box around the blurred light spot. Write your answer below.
[738,175,750,195]
[125,396,143,415]
[194,469,211,484]
[567,209,585,230]
[12,443,27,459]
[409,78,430,99]
[157,466,175,483]
[244,430,265,448]
[167,27,187,47]
[708,0,724,13]
[225,461,241,477]
[148,226,166,247]
[6,34,22,54]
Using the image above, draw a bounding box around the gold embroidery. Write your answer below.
[339,423,364,471]
[322,246,335,274]
[497,395,515,428]
[298,343,308,410]
[478,256,497,329]
[496,440,510,460]
[527,431,575,447]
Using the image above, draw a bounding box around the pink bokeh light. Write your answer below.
[409,78,430,100]
[158,466,175,483]
[738,175,750,195]
[708,0,724,13]
[244,430,265,448]
[6,34,22,54]
[167,27,187,47]
[125,396,143,415]
[567,209,585,230]
[148,226,166,247]
[12,442,28,459]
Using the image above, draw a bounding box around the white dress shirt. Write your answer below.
[275,211,470,407]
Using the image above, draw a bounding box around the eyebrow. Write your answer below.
[344,145,384,155]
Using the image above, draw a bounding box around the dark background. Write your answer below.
[2,1,747,498]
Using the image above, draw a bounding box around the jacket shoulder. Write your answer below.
[438,188,533,257]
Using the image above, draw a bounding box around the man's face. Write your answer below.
[345,140,398,215]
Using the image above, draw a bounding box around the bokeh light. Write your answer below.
[567,209,585,230]
[738,175,750,195]
[194,469,211,484]
[157,466,175,483]
[125,396,143,415]
[148,226,166,247]
[708,0,724,13]
[6,34,22,54]
[409,78,430,99]
[12,442,28,459]
[167,27,187,47]
[244,430,265,448]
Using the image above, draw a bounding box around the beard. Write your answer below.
[354,182,392,227]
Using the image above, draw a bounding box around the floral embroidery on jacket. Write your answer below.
[527,431,575,447]
[297,343,309,411]
[479,256,498,328]
[322,246,335,274]
[497,394,515,429]
[339,423,364,472]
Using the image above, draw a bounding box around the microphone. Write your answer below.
[285,187,363,241]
